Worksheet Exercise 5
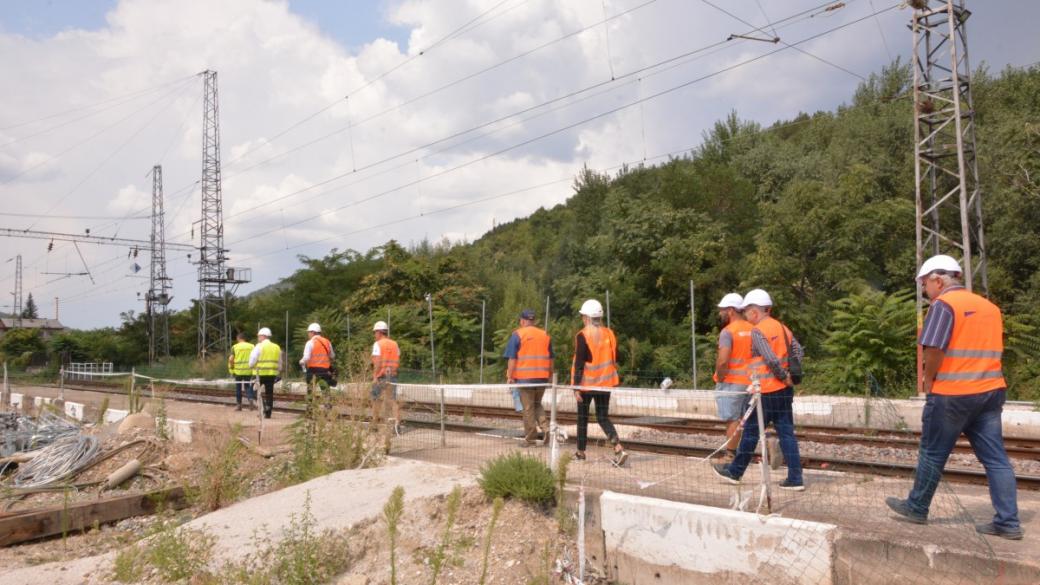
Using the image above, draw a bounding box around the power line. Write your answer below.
[227,2,899,249]
[171,0,842,238]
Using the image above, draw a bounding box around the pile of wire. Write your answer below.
[0,412,80,457]
[9,434,101,489]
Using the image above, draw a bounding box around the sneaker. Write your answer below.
[885,497,927,524]
[711,463,741,485]
[612,449,629,467]
[573,451,586,461]
[975,522,1024,541]
[235,404,243,411]
[779,479,805,491]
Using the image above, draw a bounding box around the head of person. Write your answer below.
[373,321,389,339]
[307,322,321,338]
[740,289,773,324]
[916,254,963,301]
[257,327,272,341]
[519,309,536,327]
[236,331,247,342]
[579,299,604,326]
[716,293,744,326]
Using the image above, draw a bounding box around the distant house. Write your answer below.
[0,317,67,340]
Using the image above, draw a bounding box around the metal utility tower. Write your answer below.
[12,254,23,324]
[912,0,987,292]
[146,165,172,363]
[196,70,249,358]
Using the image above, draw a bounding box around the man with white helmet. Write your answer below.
[571,299,628,466]
[886,255,1021,539]
[299,322,336,404]
[371,320,402,429]
[713,293,754,460]
[712,289,805,491]
[248,327,282,419]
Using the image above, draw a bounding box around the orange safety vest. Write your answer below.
[375,337,400,378]
[571,325,619,387]
[306,335,332,369]
[749,316,792,394]
[713,319,753,385]
[930,289,1007,396]
[513,326,552,380]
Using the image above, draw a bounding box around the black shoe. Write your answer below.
[885,497,927,524]
[235,404,243,411]
[574,451,586,461]
[711,463,741,485]
[779,479,805,491]
[976,522,1024,540]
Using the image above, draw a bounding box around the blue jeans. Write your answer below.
[906,390,1019,529]
[234,375,254,404]
[726,387,803,484]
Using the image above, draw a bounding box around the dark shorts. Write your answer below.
[371,377,398,400]
[305,368,333,385]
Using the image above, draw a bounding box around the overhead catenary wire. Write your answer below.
[170,0,853,240]
[227,2,900,250]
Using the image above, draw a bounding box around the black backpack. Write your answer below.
[782,327,803,385]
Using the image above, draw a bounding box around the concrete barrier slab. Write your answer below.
[168,419,193,443]
[104,408,129,424]
[64,401,85,421]
[600,491,838,585]
[10,392,23,409]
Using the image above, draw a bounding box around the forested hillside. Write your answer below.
[17,62,1039,399]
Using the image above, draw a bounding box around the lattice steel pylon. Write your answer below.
[196,70,249,359]
[912,0,987,291]
[146,165,172,363]
[12,254,23,325]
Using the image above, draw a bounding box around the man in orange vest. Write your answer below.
[299,322,335,404]
[505,309,554,446]
[886,255,1021,539]
[713,293,754,460]
[371,320,402,431]
[571,299,627,466]
[712,289,804,491]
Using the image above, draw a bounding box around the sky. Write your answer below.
[1,0,1038,329]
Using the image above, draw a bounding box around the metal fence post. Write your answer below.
[2,361,8,411]
[439,378,446,447]
[549,373,559,470]
[753,380,772,514]
[58,365,64,402]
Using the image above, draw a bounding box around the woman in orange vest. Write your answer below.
[886,255,1021,539]
[505,309,554,446]
[571,299,627,466]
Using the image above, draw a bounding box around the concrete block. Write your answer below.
[64,401,85,421]
[10,392,22,409]
[600,491,838,585]
[1003,410,1040,440]
[168,419,193,443]
[794,401,833,417]
[34,396,54,409]
[105,408,129,424]
[614,393,678,414]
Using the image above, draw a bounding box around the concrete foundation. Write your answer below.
[599,491,837,584]
[63,401,85,421]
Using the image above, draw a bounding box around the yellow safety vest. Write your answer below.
[255,340,282,377]
[230,342,254,376]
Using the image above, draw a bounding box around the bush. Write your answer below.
[146,518,215,582]
[478,453,555,506]
[197,427,247,511]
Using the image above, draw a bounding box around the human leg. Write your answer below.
[964,391,1020,530]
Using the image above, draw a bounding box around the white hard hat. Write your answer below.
[717,293,744,309]
[579,299,604,318]
[916,254,962,281]
[307,322,321,333]
[741,289,773,309]
[373,320,389,332]
[257,327,272,337]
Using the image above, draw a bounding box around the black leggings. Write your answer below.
[576,391,619,451]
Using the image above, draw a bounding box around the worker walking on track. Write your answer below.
[505,309,554,446]
[228,331,255,411]
[371,321,402,432]
[249,327,282,419]
[299,322,335,405]
[571,299,628,466]
[712,289,804,491]
[886,255,1022,540]
[713,293,754,460]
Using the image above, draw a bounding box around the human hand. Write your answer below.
[573,391,583,403]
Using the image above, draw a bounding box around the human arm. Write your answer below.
[248,344,261,369]
[751,329,791,385]
[503,332,520,382]
[572,332,590,401]
[715,329,733,380]
[371,342,383,381]
[918,300,954,395]
[299,338,313,367]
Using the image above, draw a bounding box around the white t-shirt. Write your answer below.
[371,342,381,356]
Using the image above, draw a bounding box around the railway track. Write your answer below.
[27,380,1040,490]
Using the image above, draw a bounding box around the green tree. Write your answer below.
[21,293,39,319]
